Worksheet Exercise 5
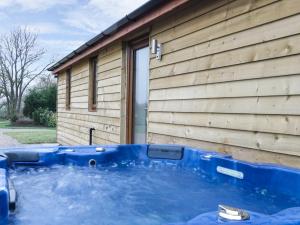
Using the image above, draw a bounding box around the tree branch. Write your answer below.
[0,27,49,121]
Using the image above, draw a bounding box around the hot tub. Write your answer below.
[0,144,299,225]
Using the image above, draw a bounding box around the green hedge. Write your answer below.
[32,108,56,127]
[23,85,57,118]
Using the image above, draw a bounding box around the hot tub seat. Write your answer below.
[167,207,300,225]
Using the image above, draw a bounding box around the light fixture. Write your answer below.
[151,39,162,61]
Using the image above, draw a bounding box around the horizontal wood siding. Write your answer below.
[57,42,122,145]
[148,0,300,166]
[55,0,300,167]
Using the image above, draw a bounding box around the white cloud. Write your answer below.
[0,11,7,19]
[0,0,150,71]
[63,11,108,34]
[25,23,61,34]
[38,39,85,66]
[62,0,148,34]
[0,0,12,7]
[89,0,148,18]
[40,39,85,56]
[0,0,76,11]
[40,39,84,51]
[21,22,89,37]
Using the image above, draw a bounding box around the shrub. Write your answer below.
[32,108,43,124]
[32,108,56,127]
[47,112,57,128]
[10,114,18,123]
[0,105,8,120]
[23,84,57,118]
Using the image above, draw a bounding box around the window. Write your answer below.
[66,68,71,110]
[89,56,98,111]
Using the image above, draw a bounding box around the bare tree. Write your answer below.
[36,73,57,89]
[0,87,5,111]
[0,27,51,121]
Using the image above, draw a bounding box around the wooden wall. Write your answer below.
[57,42,122,145]
[148,0,300,167]
[56,0,300,167]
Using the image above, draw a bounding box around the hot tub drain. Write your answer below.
[89,159,97,167]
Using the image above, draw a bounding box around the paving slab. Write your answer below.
[0,129,21,148]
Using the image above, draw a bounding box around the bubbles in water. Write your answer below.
[8,162,300,225]
[111,162,118,168]
[261,189,268,196]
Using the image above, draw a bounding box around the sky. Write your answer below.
[0,0,148,67]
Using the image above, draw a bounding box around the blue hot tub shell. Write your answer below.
[0,144,300,225]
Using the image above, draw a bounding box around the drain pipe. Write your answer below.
[89,128,95,145]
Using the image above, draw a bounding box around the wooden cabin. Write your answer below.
[49,0,300,168]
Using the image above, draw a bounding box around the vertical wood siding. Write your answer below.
[57,42,122,145]
[148,0,300,167]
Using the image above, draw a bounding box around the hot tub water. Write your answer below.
[8,160,300,225]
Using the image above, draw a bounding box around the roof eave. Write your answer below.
[48,0,189,74]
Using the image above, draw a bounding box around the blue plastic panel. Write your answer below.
[0,169,8,225]
[0,144,300,225]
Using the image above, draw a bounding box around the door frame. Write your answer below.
[126,35,149,144]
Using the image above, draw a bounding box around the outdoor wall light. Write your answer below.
[151,39,162,61]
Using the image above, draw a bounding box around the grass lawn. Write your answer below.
[0,120,10,128]
[0,119,48,129]
[3,128,56,144]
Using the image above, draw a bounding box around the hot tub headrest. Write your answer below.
[0,153,6,159]
[147,145,184,160]
[3,151,39,163]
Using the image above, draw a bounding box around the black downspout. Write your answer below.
[89,128,95,145]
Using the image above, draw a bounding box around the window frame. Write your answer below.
[65,68,71,110]
[88,56,98,111]
[126,35,149,144]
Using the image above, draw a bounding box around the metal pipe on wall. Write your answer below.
[89,128,95,145]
